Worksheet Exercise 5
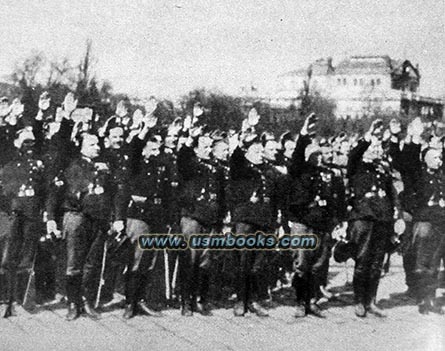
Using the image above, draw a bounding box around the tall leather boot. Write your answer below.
[123,271,139,319]
[0,273,7,304]
[366,276,386,317]
[293,275,307,318]
[3,271,16,318]
[65,275,82,321]
[353,272,367,317]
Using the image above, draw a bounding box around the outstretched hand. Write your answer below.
[300,112,317,136]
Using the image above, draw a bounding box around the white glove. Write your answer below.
[112,220,125,233]
[46,220,61,238]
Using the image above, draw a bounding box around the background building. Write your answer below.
[272,55,443,119]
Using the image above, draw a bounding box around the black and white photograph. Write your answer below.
[0,1,444,350]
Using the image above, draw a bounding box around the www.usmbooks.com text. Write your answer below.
[137,233,318,250]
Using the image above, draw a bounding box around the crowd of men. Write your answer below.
[0,91,444,322]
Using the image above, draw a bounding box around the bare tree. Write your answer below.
[78,39,96,87]
[10,51,46,88]
[47,57,76,88]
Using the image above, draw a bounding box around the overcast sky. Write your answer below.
[0,0,444,98]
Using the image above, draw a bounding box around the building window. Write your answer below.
[376,78,381,85]
[354,79,357,86]
[371,79,375,86]
[359,78,364,85]
[343,78,347,85]
[337,78,341,85]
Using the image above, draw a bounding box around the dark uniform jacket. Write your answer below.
[125,138,173,231]
[405,168,445,228]
[287,135,346,232]
[177,145,223,227]
[0,151,46,219]
[158,148,180,227]
[212,158,230,229]
[388,140,422,197]
[226,146,274,230]
[347,139,396,223]
[47,156,125,222]
[0,123,19,167]
[262,159,287,223]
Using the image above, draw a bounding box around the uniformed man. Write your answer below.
[208,131,232,302]
[1,128,47,317]
[260,132,285,300]
[226,111,273,317]
[385,118,423,297]
[46,132,126,320]
[318,137,347,299]
[33,92,77,304]
[286,114,345,318]
[158,123,182,304]
[403,143,445,314]
[347,119,401,318]
[97,122,132,305]
[122,119,170,318]
[176,125,224,316]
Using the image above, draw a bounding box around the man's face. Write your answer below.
[283,140,296,159]
[213,141,229,161]
[108,127,124,149]
[142,140,161,159]
[245,143,263,165]
[340,140,350,155]
[195,136,213,160]
[81,134,100,159]
[321,146,333,164]
[164,135,177,149]
[263,140,279,162]
[425,149,443,170]
[21,139,35,155]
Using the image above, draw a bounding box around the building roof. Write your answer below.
[333,55,420,78]
[334,55,395,75]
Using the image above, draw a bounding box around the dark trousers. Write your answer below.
[1,212,41,304]
[63,212,107,305]
[290,222,328,304]
[124,218,160,306]
[233,222,266,308]
[411,222,444,302]
[399,219,415,291]
[179,216,211,308]
[34,242,56,303]
[349,220,390,306]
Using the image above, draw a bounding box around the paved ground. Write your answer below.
[1,255,444,351]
